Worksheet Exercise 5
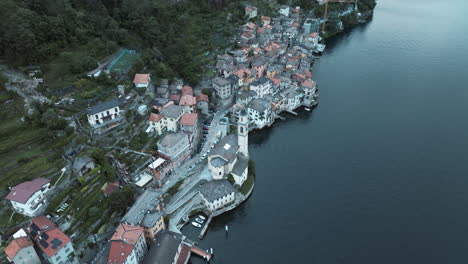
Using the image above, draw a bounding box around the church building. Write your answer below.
[208,110,249,186]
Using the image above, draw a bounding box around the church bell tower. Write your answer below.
[238,109,249,157]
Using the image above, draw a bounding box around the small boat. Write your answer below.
[192,222,202,228]
[198,215,206,220]
[305,107,311,111]
[225,225,229,232]
[195,218,204,224]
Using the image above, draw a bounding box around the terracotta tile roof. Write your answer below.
[6,178,50,204]
[246,22,255,29]
[108,241,134,264]
[102,182,120,195]
[29,217,71,258]
[133,74,150,84]
[148,113,163,122]
[257,27,265,34]
[305,70,312,78]
[4,237,34,260]
[38,227,71,257]
[292,22,299,27]
[111,224,144,245]
[169,94,180,104]
[108,224,144,264]
[179,95,196,106]
[309,32,318,38]
[31,216,55,231]
[175,244,191,264]
[270,78,281,85]
[302,80,314,87]
[180,113,198,126]
[181,86,193,96]
[196,94,209,103]
[261,16,270,21]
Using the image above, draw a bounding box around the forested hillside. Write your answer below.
[0,0,248,86]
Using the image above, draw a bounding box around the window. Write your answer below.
[106,110,110,115]
[95,115,98,119]
[115,107,118,112]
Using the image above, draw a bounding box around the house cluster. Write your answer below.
[144,79,210,182]
[3,216,77,264]
[107,188,196,264]
[211,4,321,130]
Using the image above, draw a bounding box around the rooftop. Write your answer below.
[199,180,236,202]
[249,98,271,113]
[180,113,198,126]
[4,237,34,260]
[158,132,188,149]
[232,154,249,176]
[160,104,184,119]
[29,217,71,258]
[143,231,184,264]
[111,223,144,245]
[6,178,50,204]
[148,113,163,123]
[179,95,196,106]
[209,135,239,164]
[122,188,162,227]
[133,73,150,84]
[86,99,120,115]
[213,77,230,87]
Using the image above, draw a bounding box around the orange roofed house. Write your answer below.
[108,224,147,264]
[26,216,77,264]
[4,236,41,264]
[133,74,151,89]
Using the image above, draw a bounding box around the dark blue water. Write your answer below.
[190,0,468,263]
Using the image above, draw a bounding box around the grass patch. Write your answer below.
[167,179,185,197]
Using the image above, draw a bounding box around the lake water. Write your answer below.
[190,0,468,263]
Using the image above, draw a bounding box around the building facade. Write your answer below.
[6,178,51,217]
[86,99,121,127]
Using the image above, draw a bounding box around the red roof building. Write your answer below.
[108,224,147,264]
[181,86,193,96]
[148,113,163,123]
[102,182,120,196]
[4,236,39,263]
[179,95,196,107]
[133,74,150,85]
[27,216,75,262]
[180,113,198,127]
[196,94,209,103]
[6,178,50,204]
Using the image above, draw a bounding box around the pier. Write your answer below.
[190,245,212,261]
[198,215,213,239]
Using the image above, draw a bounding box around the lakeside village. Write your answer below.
[2,3,325,264]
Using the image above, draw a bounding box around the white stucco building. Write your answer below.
[86,99,121,127]
[213,77,232,101]
[6,178,51,217]
[157,132,191,167]
[279,5,290,16]
[200,180,236,212]
[249,77,272,98]
[248,98,273,130]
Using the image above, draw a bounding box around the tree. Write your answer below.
[109,185,135,213]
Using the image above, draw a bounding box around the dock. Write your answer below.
[285,110,298,116]
[198,215,213,239]
[190,245,212,261]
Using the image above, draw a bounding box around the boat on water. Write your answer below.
[192,222,202,228]
[305,107,311,111]
[198,215,206,220]
[195,218,204,224]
